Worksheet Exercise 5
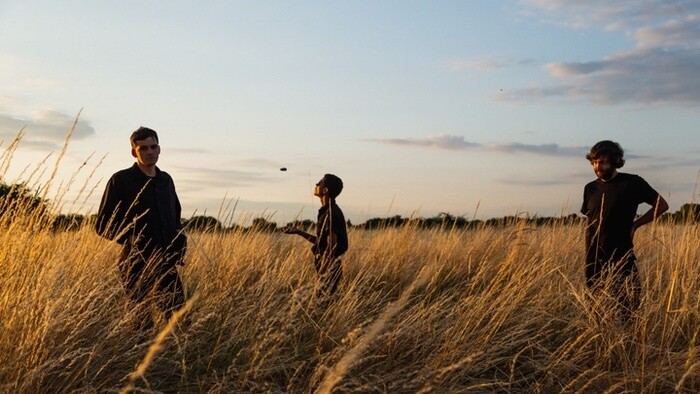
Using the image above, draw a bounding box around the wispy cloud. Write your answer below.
[229,158,282,169]
[0,111,95,151]
[367,134,587,157]
[635,14,700,48]
[172,165,271,189]
[512,1,700,106]
[368,134,480,150]
[448,56,537,72]
[167,147,211,154]
[632,155,700,173]
[497,178,577,186]
[449,58,508,72]
[491,142,587,156]
[519,0,700,30]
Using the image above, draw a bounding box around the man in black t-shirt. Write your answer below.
[581,140,668,314]
[281,174,348,299]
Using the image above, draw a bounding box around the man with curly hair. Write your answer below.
[581,140,668,317]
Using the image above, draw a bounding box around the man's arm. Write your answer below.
[280,226,317,244]
[631,195,669,238]
[95,176,122,241]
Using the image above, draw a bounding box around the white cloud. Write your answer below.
[490,142,588,156]
[539,47,700,105]
[635,14,700,48]
[172,165,271,189]
[448,56,537,72]
[367,134,587,157]
[369,134,480,150]
[512,1,700,106]
[0,110,95,151]
[449,58,508,71]
[546,61,606,78]
[519,0,700,30]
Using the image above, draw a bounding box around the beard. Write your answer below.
[596,168,616,181]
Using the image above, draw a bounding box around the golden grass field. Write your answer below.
[1,127,699,393]
[1,204,700,393]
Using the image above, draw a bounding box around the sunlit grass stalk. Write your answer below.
[2,124,700,392]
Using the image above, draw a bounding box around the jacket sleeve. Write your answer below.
[333,209,348,257]
[95,175,129,243]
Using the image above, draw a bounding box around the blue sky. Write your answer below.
[1,1,698,224]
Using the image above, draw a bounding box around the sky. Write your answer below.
[0,0,698,225]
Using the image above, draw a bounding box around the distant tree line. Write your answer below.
[1,181,699,232]
[355,212,586,230]
[49,204,700,233]
[0,182,46,217]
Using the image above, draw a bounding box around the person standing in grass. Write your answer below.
[281,174,348,300]
[95,127,187,324]
[581,140,668,317]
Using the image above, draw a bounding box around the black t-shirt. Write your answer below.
[314,202,348,260]
[581,173,660,263]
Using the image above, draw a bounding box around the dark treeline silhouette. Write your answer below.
[50,203,700,232]
[1,181,698,232]
[660,203,700,224]
[0,182,46,218]
[53,213,93,231]
[46,206,700,233]
[355,212,585,230]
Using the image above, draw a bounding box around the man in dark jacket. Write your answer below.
[96,127,187,322]
[281,174,348,299]
[581,140,668,318]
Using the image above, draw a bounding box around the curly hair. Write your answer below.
[586,140,625,169]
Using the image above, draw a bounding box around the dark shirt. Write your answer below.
[314,202,348,260]
[95,163,183,250]
[581,172,660,263]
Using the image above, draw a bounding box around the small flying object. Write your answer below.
[280,167,287,172]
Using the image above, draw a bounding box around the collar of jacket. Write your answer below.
[129,162,162,181]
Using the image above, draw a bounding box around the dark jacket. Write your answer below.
[96,163,184,254]
[313,202,348,261]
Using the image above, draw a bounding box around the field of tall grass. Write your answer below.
[2,127,700,393]
[1,201,699,392]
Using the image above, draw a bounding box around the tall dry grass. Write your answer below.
[1,203,699,392]
[2,127,700,392]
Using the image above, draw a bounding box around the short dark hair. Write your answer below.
[586,140,625,169]
[322,174,343,199]
[130,127,159,147]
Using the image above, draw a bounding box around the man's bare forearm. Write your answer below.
[296,230,317,244]
[633,196,669,231]
[281,226,317,244]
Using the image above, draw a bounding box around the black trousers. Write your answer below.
[119,242,186,318]
[585,255,641,315]
[314,256,342,297]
